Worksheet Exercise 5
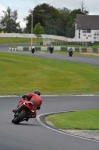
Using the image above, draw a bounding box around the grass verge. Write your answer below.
[47,109,99,130]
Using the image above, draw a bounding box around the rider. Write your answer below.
[31,44,35,52]
[13,90,42,121]
[50,43,53,50]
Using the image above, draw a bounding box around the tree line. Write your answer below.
[0,3,88,37]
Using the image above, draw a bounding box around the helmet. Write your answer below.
[34,90,41,96]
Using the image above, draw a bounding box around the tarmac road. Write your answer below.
[0,45,99,150]
[0,44,99,66]
[0,96,99,150]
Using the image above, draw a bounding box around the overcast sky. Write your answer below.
[0,0,99,28]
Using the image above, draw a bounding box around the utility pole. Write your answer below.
[31,10,33,46]
[80,1,86,12]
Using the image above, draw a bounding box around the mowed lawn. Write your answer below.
[0,52,99,95]
[48,109,99,130]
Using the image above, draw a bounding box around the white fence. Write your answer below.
[0,33,96,42]
[0,33,68,41]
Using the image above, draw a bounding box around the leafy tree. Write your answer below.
[0,7,21,33]
[33,22,44,37]
[33,22,44,44]
[24,3,62,35]
[58,7,71,36]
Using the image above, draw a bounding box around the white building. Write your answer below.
[75,14,99,42]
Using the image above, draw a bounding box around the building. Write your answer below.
[75,14,99,42]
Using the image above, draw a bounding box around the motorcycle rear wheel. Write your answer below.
[13,109,27,124]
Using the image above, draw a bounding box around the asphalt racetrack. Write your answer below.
[0,45,99,150]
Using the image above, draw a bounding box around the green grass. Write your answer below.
[42,50,99,58]
[0,52,99,95]
[48,109,99,130]
[0,37,43,44]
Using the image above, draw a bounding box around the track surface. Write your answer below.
[0,45,99,150]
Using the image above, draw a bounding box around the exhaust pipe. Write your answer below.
[16,103,25,112]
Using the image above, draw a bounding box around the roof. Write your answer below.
[76,14,99,30]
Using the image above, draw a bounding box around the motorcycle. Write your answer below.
[49,45,54,53]
[31,48,35,54]
[12,99,34,124]
[68,48,73,57]
[50,48,53,53]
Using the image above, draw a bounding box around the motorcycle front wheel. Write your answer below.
[31,49,35,53]
[50,50,53,53]
[13,109,27,124]
[69,52,73,57]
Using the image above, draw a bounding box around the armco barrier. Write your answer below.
[75,48,79,52]
[61,47,67,51]
[41,47,48,50]
[82,48,87,52]
[93,48,98,53]
[18,47,24,51]
[23,47,29,51]
[87,48,93,53]
[9,47,17,51]
[35,47,41,51]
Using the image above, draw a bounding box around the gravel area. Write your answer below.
[61,130,99,141]
[46,120,99,141]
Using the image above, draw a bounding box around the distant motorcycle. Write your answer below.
[49,44,54,53]
[68,48,73,57]
[12,99,34,124]
[31,48,35,54]
[31,45,35,54]
[50,47,53,53]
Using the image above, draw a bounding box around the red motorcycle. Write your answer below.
[12,99,34,124]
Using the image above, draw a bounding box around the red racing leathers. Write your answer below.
[19,93,42,118]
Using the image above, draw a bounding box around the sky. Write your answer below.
[0,0,99,28]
